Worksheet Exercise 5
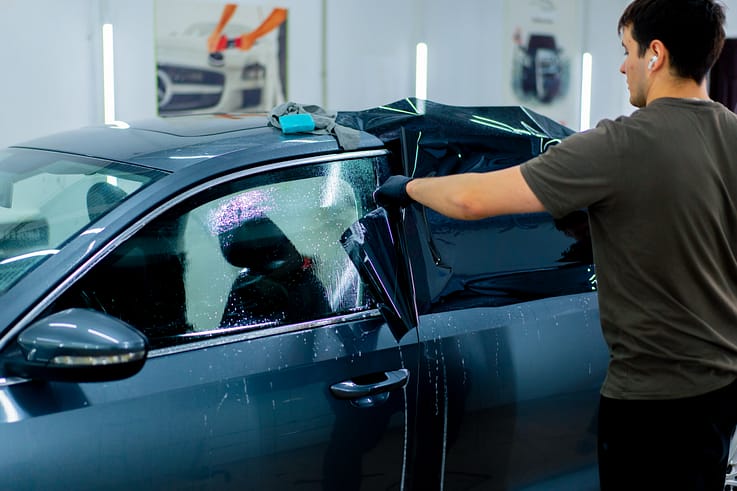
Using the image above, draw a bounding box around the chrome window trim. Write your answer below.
[150,309,384,357]
[1,149,389,352]
[0,377,31,388]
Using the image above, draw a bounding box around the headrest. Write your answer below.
[87,182,127,222]
[219,216,303,275]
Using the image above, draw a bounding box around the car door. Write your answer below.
[0,153,418,491]
[340,100,611,490]
[343,203,607,491]
[407,206,607,491]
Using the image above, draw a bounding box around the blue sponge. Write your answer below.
[279,113,316,134]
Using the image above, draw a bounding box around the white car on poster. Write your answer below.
[156,14,285,115]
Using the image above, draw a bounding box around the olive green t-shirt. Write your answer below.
[521,98,737,400]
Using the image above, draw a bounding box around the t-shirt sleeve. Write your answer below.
[520,118,623,219]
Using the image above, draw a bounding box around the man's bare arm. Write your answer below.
[404,166,546,220]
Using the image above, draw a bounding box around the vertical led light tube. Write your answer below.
[415,42,428,100]
[580,52,593,131]
[102,23,116,124]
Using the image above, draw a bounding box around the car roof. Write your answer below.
[10,99,575,176]
[11,113,386,173]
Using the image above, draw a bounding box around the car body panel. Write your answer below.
[0,316,417,491]
[414,295,605,490]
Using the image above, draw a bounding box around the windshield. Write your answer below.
[0,148,166,291]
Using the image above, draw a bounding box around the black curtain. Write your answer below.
[710,39,737,112]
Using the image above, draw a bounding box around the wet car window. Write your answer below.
[50,157,379,349]
[0,148,164,293]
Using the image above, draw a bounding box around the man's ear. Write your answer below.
[647,40,667,71]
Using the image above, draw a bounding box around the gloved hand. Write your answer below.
[373,175,414,208]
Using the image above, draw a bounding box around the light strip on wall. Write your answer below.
[102,23,116,124]
[415,42,428,100]
[580,52,593,131]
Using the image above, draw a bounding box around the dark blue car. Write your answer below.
[0,99,692,490]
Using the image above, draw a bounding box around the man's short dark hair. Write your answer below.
[618,0,726,82]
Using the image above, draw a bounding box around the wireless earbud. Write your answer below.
[648,55,658,70]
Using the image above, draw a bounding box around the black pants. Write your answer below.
[598,379,737,491]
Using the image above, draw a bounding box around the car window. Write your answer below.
[0,149,164,293]
[49,157,380,349]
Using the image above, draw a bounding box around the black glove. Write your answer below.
[374,175,414,208]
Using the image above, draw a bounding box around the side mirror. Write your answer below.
[3,308,148,382]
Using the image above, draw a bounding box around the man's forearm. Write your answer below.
[405,167,546,220]
[406,174,489,220]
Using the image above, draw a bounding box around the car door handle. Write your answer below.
[330,368,410,400]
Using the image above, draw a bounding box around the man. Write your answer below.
[375,1,737,489]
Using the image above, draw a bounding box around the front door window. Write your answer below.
[48,157,381,349]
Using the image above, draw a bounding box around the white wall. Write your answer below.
[101,0,157,122]
[416,0,508,108]
[324,0,417,109]
[1,0,736,148]
[0,0,102,146]
[585,0,633,124]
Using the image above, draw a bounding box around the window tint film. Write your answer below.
[50,157,380,349]
[412,207,596,313]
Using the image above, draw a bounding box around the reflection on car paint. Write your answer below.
[413,293,604,489]
[468,111,563,154]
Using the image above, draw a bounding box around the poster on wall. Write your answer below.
[155,1,288,116]
[502,0,582,128]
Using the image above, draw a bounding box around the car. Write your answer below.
[0,98,692,490]
[157,19,285,115]
[512,34,568,104]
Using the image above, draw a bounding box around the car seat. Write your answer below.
[219,215,330,327]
